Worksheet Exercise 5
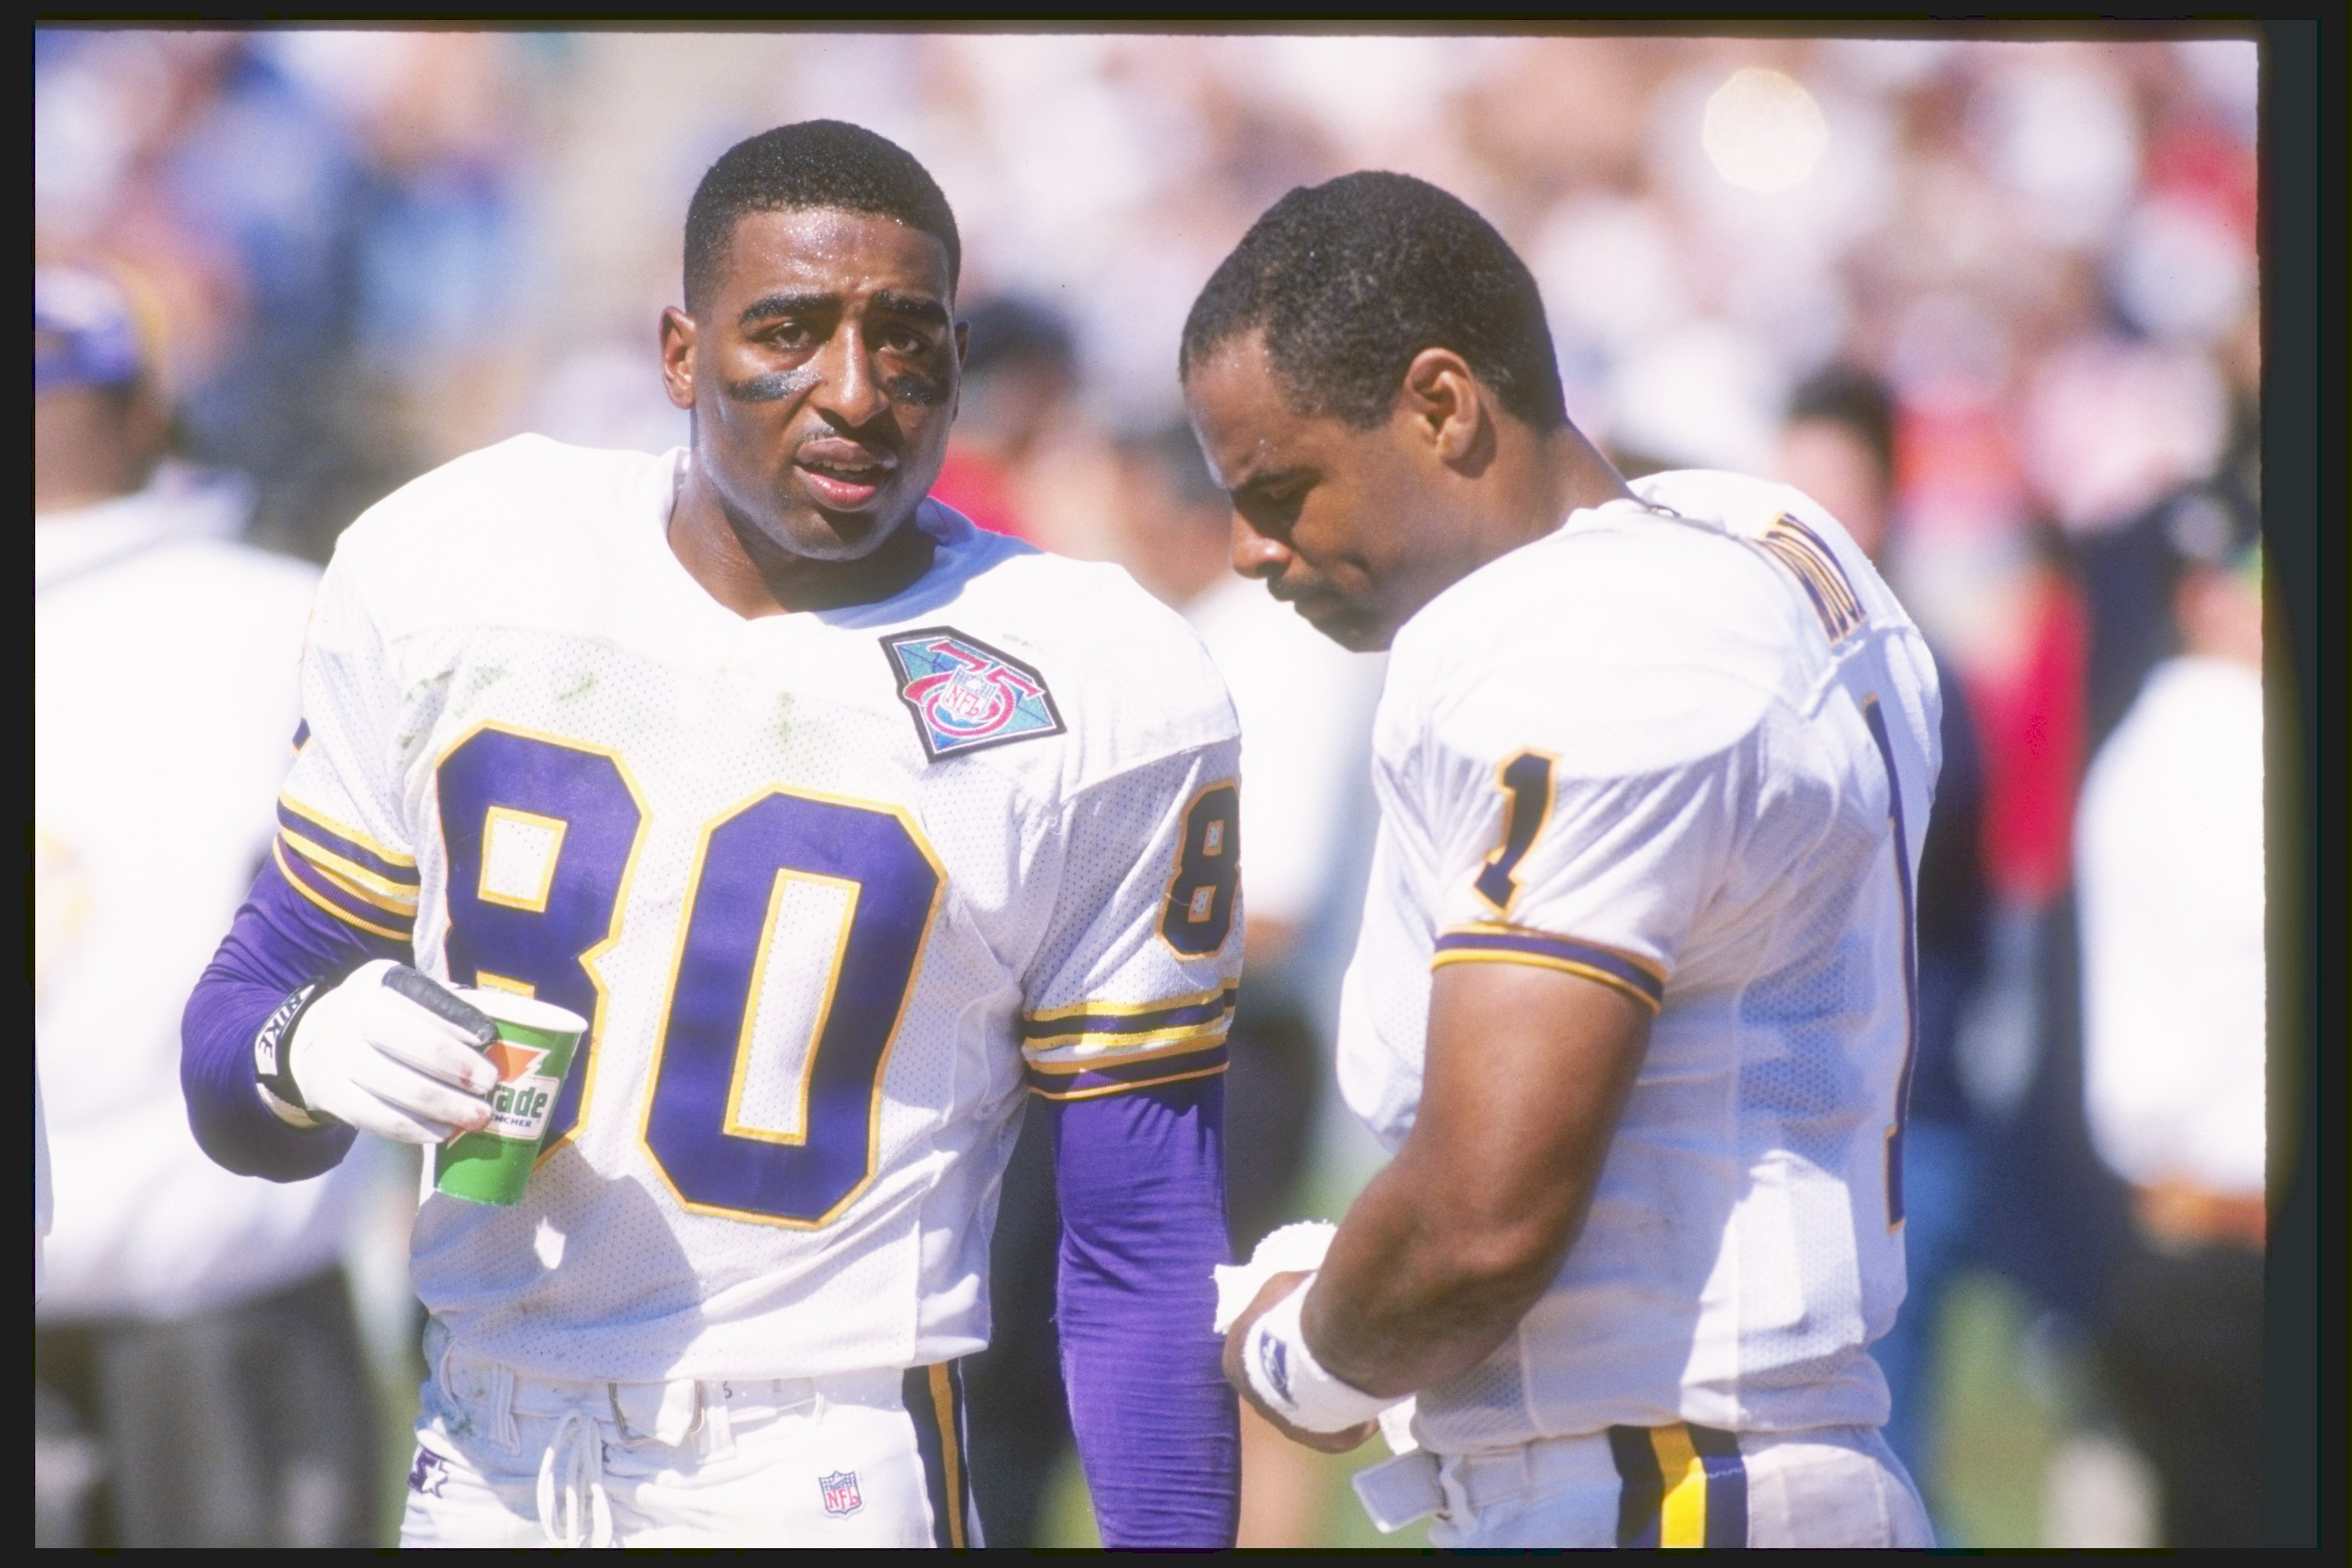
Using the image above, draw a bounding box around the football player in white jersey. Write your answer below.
[182,122,1240,1548]
[1181,173,1940,1548]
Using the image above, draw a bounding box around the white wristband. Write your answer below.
[1241,1275,1390,1433]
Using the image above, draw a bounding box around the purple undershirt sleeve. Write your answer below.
[1050,1076,1240,1550]
[180,858,407,1181]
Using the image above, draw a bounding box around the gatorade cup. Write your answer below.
[432,990,587,1206]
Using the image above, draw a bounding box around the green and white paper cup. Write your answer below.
[432,990,587,1207]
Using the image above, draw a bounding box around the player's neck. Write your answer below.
[1377,420,1637,644]
[1534,423,1636,537]
[668,469,937,618]
[1458,420,1633,571]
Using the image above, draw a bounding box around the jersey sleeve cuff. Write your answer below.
[272,796,419,942]
[1431,924,1667,1011]
[1021,982,1237,1099]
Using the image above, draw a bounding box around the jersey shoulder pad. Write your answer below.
[1390,511,1787,776]
[330,436,666,628]
[958,551,1238,782]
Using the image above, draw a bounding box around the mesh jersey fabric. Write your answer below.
[1336,469,1942,1450]
[276,436,1243,1380]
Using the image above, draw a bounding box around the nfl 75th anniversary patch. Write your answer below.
[882,627,1065,761]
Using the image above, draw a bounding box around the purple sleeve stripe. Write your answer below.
[277,828,420,915]
[1019,982,1238,1043]
[1027,1043,1230,1100]
[275,798,418,886]
[1432,926,1666,1010]
[273,839,414,942]
[1027,1027,1229,1074]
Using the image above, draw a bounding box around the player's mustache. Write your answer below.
[795,431,903,474]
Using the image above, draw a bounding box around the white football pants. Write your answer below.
[400,1331,981,1548]
[1419,1422,1932,1549]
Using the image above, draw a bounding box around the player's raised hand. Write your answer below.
[278,960,501,1145]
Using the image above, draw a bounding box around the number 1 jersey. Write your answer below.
[274,436,1243,1381]
[1338,471,1942,1449]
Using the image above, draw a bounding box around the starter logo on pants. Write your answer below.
[409,1448,449,1498]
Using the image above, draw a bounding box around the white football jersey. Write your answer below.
[277,436,1243,1380]
[37,475,366,1322]
[1338,469,1941,1449]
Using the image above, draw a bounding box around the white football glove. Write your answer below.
[263,959,501,1145]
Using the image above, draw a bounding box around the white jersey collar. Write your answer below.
[639,447,994,629]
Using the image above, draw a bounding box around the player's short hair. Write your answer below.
[684,120,960,312]
[1179,171,1566,433]
[1786,364,1896,490]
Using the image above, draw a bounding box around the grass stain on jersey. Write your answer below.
[557,670,596,704]
[396,668,461,756]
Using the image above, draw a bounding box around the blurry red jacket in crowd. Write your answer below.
[929,446,1034,544]
[1965,566,2089,907]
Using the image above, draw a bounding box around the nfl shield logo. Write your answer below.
[818,1469,864,1518]
[882,626,1065,761]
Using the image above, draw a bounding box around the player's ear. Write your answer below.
[659,307,698,411]
[1398,348,1485,468]
[953,318,970,366]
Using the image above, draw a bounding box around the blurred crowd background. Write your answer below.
[35,26,2275,1550]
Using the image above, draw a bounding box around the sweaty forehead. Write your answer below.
[1184,334,1327,487]
[713,206,953,309]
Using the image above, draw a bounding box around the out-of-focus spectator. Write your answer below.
[1112,419,1381,1257]
[1779,364,1991,1535]
[34,31,534,564]
[1962,523,2088,913]
[967,417,1382,1548]
[939,293,1086,1550]
[2073,512,2265,1547]
[959,1079,1072,1548]
[929,295,1076,545]
[1116,421,1383,1004]
[33,263,381,1547]
[1114,420,1383,1546]
[2071,411,2260,756]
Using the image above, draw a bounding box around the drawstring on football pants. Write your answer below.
[536,1408,612,1548]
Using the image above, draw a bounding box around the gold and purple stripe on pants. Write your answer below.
[1608,1422,1747,1548]
[1430,925,1665,1011]
[903,1361,975,1549]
